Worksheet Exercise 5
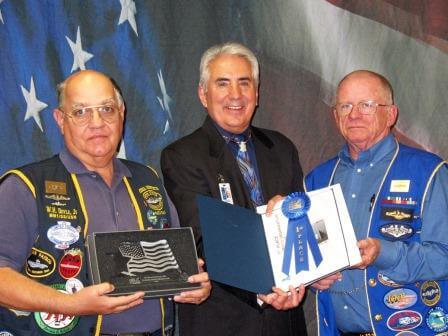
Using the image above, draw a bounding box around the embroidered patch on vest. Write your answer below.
[387,310,422,331]
[25,247,56,278]
[0,331,15,335]
[383,288,417,310]
[58,248,82,279]
[380,206,414,222]
[378,273,401,287]
[379,223,414,240]
[34,284,79,334]
[426,307,448,333]
[421,280,441,306]
[140,185,165,212]
[47,221,80,249]
[44,181,67,195]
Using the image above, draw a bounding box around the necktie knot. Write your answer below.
[232,134,249,152]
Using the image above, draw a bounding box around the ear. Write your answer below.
[198,85,208,108]
[332,107,340,128]
[53,108,65,134]
[387,105,398,127]
[118,104,125,120]
[255,89,259,106]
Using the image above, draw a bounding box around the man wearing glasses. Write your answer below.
[306,70,448,335]
[0,70,210,335]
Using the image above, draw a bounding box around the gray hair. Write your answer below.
[56,75,124,108]
[199,42,259,91]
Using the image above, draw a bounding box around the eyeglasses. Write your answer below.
[334,100,391,116]
[61,104,120,126]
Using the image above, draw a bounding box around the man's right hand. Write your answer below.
[69,283,145,315]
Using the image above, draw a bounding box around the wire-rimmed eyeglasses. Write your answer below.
[60,104,120,126]
[334,100,391,116]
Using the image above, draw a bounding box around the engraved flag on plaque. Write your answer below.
[119,240,181,276]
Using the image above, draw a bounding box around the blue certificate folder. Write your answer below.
[197,194,274,294]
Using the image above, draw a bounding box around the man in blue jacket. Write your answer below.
[305,70,448,335]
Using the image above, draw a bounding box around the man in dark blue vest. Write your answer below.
[302,70,448,335]
[0,70,211,335]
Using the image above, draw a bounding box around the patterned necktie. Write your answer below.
[233,135,264,207]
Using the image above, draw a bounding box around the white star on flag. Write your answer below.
[21,77,48,132]
[65,26,94,72]
[156,70,172,134]
[118,0,138,36]
[0,0,4,24]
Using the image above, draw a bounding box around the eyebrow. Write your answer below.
[71,98,115,109]
[215,77,252,82]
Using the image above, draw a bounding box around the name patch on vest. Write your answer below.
[25,247,56,278]
[390,180,410,193]
[45,181,67,195]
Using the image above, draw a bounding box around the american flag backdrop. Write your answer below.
[1,1,447,334]
[1,0,447,176]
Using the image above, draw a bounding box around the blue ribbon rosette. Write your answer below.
[281,192,323,275]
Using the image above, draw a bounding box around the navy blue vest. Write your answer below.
[0,156,173,335]
[306,142,447,335]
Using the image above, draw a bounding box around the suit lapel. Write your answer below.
[251,127,281,202]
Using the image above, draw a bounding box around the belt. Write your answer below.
[339,331,375,336]
[99,333,152,336]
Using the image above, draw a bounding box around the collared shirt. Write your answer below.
[0,148,179,333]
[329,134,448,332]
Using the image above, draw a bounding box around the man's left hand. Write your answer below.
[354,238,381,269]
[174,258,211,304]
[258,284,305,310]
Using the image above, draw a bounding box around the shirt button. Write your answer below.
[351,194,356,198]
[356,168,362,173]
[344,305,348,310]
[369,163,374,167]
[116,211,119,217]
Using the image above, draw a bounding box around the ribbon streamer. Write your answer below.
[281,192,323,275]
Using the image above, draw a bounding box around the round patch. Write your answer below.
[383,288,417,310]
[387,310,422,331]
[426,307,448,333]
[65,278,84,294]
[421,280,441,306]
[34,284,79,334]
[47,221,79,249]
[281,192,310,219]
[378,273,401,287]
[58,249,82,279]
[25,247,56,278]
[0,331,15,336]
[143,189,164,211]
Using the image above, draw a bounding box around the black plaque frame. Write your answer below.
[86,227,200,298]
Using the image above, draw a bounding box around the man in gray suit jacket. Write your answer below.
[161,42,307,336]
